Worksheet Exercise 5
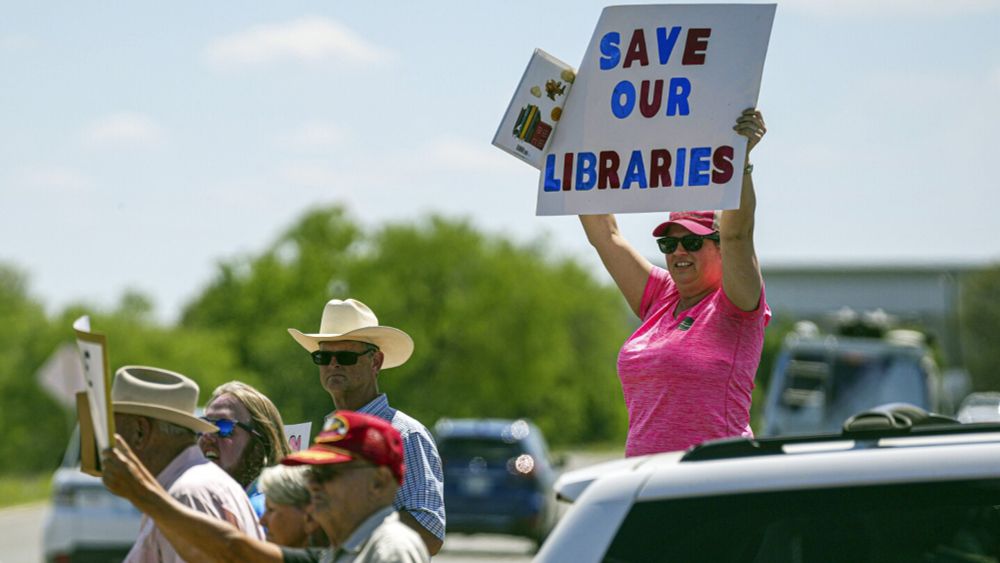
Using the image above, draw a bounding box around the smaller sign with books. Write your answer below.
[492,49,575,169]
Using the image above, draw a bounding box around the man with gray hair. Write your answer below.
[111,365,263,562]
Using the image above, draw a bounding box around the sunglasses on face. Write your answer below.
[201,417,263,440]
[656,233,720,254]
[310,348,376,366]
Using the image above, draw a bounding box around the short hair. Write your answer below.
[257,465,312,508]
[208,381,292,465]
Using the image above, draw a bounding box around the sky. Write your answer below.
[3,1,999,324]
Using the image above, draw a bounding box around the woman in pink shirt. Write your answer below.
[580,108,771,456]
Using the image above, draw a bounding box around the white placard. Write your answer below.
[492,49,576,169]
[284,422,312,452]
[73,316,114,451]
[536,4,776,216]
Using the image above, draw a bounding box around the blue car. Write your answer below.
[434,418,561,546]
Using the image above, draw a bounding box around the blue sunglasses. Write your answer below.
[201,417,263,440]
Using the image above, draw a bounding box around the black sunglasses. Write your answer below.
[201,417,263,440]
[656,233,720,254]
[311,348,376,366]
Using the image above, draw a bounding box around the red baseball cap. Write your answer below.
[281,411,405,485]
[652,210,720,237]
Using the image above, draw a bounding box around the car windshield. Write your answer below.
[602,479,1000,563]
[770,348,930,435]
[439,437,524,464]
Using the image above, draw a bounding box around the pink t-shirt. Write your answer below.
[618,266,771,457]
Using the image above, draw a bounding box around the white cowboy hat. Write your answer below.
[112,366,217,434]
[287,299,414,369]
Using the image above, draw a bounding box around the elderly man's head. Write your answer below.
[199,381,292,489]
[281,411,404,545]
[111,366,218,474]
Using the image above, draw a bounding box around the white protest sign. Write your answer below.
[73,316,115,451]
[284,422,312,453]
[537,4,776,216]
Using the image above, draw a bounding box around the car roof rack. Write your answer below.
[682,404,1000,462]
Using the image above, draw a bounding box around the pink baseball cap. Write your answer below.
[652,210,720,237]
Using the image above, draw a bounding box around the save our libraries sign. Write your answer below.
[535,4,775,216]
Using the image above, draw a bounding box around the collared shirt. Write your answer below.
[326,394,446,541]
[281,508,428,563]
[124,445,264,563]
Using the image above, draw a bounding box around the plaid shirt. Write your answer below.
[327,394,446,540]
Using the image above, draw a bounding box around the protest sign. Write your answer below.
[536,4,775,216]
[493,49,576,169]
[76,391,101,476]
[73,316,115,452]
[284,422,312,452]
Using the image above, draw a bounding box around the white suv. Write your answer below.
[536,404,1000,562]
[41,426,141,562]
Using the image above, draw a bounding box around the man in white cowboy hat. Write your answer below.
[288,298,446,555]
[111,365,264,562]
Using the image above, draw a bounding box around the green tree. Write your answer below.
[960,264,1000,391]
[0,265,69,473]
[182,206,630,445]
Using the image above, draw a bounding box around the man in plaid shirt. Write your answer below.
[289,299,446,555]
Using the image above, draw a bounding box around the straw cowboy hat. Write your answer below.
[112,366,217,434]
[288,299,414,369]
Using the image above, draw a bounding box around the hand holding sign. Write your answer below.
[534,4,776,216]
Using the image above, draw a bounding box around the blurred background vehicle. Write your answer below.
[956,391,1000,423]
[762,310,957,437]
[41,426,141,563]
[434,418,561,548]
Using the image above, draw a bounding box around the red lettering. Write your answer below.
[562,153,574,191]
[622,29,649,68]
[682,28,711,65]
[650,149,672,187]
[639,80,663,118]
[711,146,734,183]
[598,151,621,189]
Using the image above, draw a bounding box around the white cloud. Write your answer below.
[82,112,165,148]
[281,122,347,150]
[778,0,998,18]
[15,167,94,195]
[991,67,1000,92]
[0,33,36,51]
[204,17,393,68]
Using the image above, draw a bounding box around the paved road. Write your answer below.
[0,502,46,563]
[0,450,622,562]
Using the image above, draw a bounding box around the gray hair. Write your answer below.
[257,465,311,508]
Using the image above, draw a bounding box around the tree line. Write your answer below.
[3,205,997,476]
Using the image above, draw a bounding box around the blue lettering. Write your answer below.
[689,147,711,186]
[599,32,621,70]
[543,154,561,191]
[656,26,682,65]
[611,80,636,119]
[675,148,686,187]
[666,77,691,116]
[576,152,597,190]
[623,151,648,189]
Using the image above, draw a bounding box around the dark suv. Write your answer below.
[434,418,560,546]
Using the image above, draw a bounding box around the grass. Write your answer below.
[0,474,51,509]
